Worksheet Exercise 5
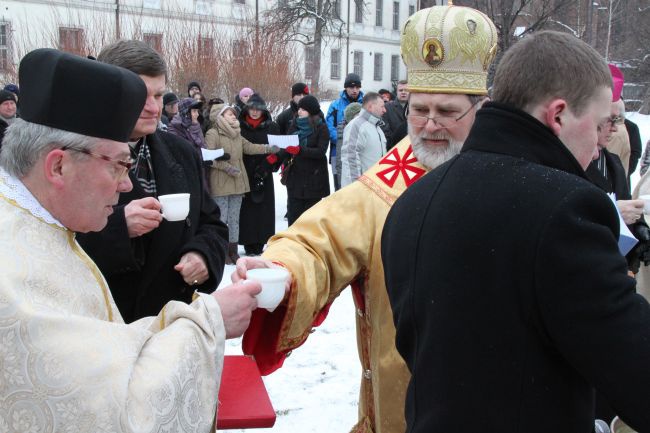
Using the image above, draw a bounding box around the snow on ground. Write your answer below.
[217,168,360,433]
[627,112,650,189]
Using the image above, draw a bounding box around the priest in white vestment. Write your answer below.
[0,48,261,433]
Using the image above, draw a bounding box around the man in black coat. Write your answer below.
[276,82,309,135]
[627,117,643,176]
[77,40,228,323]
[383,31,650,433]
[381,79,408,147]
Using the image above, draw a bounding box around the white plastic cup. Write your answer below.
[246,268,290,312]
[640,194,650,215]
[158,193,190,221]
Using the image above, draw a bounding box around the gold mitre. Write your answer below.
[401,4,498,95]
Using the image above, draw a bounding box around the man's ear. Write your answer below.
[42,149,67,188]
[537,98,568,137]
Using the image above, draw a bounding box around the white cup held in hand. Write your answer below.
[158,193,190,221]
[640,194,650,215]
[245,268,290,312]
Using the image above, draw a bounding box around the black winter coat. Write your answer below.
[382,103,650,433]
[381,99,406,145]
[276,101,298,135]
[283,119,330,199]
[238,110,280,245]
[77,131,228,323]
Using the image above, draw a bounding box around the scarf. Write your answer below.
[130,136,157,196]
[216,114,241,139]
[245,114,263,129]
[293,116,318,147]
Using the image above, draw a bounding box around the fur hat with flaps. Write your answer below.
[245,93,267,112]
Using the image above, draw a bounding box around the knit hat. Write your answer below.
[291,82,309,97]
[3,83,19,96]
[246,93,267,111]
[297,95,320,116]
[19,48,146,142]
[609,64,624,102]
[0,90,17,105]
[239,87,254,99]
[344,102,362,123]
[187,81,201,94]
[218,104,238,117]
[344,73,362,88]
[163,92,178,106]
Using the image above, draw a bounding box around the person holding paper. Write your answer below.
[206,103,279,264]
[273,94,330,225]
[77,40,229,323]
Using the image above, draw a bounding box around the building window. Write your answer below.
[305,46,315,79]
[330,48,341,80]
[376,0,383,27]
[391,54,400,81]
[409,5,415,16]
[355,0,363,23]
[0,22,10,72]
[232,39,247,66]
[374,53,383,81]
[197,36,214,62]
[143,0,161,8]
[59,27,84,55]
[234,0,245,3]
[353,50,363,78]
[143,33,163,53]
[393,2,400,30]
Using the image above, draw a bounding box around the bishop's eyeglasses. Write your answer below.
[61,146,133,180]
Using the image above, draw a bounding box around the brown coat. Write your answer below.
[205,106,270,197]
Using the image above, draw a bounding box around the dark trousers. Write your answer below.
[244,243,265,255]
[287,196,321,226]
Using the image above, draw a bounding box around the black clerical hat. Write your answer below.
[18,48,146,142]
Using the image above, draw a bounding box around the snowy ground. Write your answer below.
[213,110,650,433]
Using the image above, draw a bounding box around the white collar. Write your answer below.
[0,167,65,228]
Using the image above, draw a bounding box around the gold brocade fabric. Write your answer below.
[0,174,226,433]
[261,137,428,433]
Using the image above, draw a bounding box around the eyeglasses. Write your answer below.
[407,100,481,129]
[604,115,625,127]
[61,146,133,180]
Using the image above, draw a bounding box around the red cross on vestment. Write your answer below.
[375,145,426,188]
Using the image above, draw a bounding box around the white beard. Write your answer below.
[409,124,464,170]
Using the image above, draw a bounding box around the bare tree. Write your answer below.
[262,0,352,95]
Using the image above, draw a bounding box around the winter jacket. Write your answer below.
[381,99,407,145]
[168,98,206,152]
[205,105,271,197]
[238,106,280,246]
[282,116,330,199]
[325,89,364,146]
[276,101,298,135]
[340,108,387,187]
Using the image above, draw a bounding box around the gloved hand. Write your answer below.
[286,146,300,155]
[202,160,213,169]
[225,165,241,177]
[266,154,278,164]
[216,152,231,161]
[268,145,280,154]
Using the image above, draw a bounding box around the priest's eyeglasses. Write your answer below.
[604,115,625,127]
[407,100,480,129]
[61,146,133,180]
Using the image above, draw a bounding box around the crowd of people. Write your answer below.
[2,2,650,433]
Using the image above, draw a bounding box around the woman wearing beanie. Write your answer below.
[281,94,330,225]
[205,104,278,264]
[238,93,281,256]
[235,87,254,115]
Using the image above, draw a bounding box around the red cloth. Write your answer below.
[242,302,334,375]
[266,154,278,164]
[286,145,300,155]
[245,114,263,129]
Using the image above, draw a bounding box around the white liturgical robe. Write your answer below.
[0,168,225,433]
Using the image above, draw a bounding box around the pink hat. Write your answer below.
[608,64,624,102]
[239,87,254,99]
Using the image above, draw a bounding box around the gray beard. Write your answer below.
[409,124,463,170]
